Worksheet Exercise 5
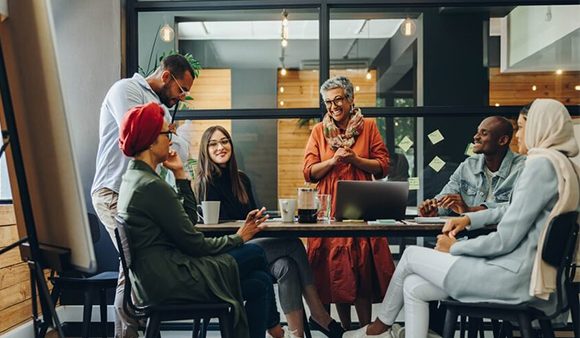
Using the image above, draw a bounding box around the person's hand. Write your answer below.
[335,147,357,164]
[418,199,439,217]
[442,216,471,238]
[163,149,187,179]
[237,207,269,242]
[435,234,457,253]
[438,194,469,214]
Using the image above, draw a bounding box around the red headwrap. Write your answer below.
[119,102,165,156]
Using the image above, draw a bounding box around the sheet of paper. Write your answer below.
[398,136,414,152]
[429,156,446,172]
[408,177,420,190]
[465,143,475,157]
[428,129,445,145]
[414,217,447,224]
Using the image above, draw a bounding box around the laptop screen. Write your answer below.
[334,180,409,221]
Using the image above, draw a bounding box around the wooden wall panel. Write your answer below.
[0,205,31,334]
[489,67,580,106]
[277,70,377,199]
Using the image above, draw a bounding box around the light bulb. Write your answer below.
[355,86,360,92]
[532,85,537,91]
[280,100,285,106]
[495,103,500,107]
[282,17,289,27]
[159,24,175,42]
[555,69,563,75]
[366,72,372,80]
[281,68,287,76]
[281,39,288,48]
[279,87,285,93]
[400,18,416,37]
[575,85,580,91]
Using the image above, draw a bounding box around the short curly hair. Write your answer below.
[320,76,354,102]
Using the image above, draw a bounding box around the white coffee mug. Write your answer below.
[279,198,297,223]
[197,201,221,225]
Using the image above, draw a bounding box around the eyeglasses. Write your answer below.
[170,73,190,98]
[208,138,230,148]
[323,96,345,108]
[159,130,175,141]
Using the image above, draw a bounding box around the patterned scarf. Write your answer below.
[322,107,364,150]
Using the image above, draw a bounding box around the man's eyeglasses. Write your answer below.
[170,73,190,98]
[208,138,231,148]
[159,130,175,141]
[323,96,345,108]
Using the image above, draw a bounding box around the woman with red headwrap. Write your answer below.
[115,102,284,338]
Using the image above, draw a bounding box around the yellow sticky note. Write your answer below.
[398,136,414,152]
[429,156,446,172]
[465,143,475,157]
[428,130,445,145]
[408,177,420,190]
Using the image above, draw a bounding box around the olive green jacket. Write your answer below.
[117,160,249,337]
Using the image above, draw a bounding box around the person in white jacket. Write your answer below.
[344,98,579,338]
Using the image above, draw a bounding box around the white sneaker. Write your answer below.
[387,325,442,338]
[267,326,302,338]
[342,325,394,338]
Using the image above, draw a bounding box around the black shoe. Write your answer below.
[309,317,345,338]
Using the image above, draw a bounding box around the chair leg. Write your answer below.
[201,317,210,338]
[82,291,94,338]
[491,320,501,338]
[500,321,513,338]
[442,307,458,338]
[219,311,234,338]
[570,283,580,338]
[538,319,554,338]
[144,315,161,338]
[516,313,534,338]
[467,317,481,338]
[192,318,201,338]
[99,289,107,338]
[303,308,312,338]
[460,315,467,338]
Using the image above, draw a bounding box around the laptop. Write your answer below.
[334,180,409,221]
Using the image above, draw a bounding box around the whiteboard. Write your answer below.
[0,0,96,272]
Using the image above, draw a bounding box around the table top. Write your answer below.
[196,220,495,238]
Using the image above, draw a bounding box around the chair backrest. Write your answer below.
[114,216,146,318]
[540,211,579,317]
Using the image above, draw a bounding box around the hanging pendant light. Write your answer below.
[400,18,416,37]
[159,23,175,42]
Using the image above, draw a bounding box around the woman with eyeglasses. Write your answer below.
[303,76,395,329]
[194,125,345,338]
[116,102,276,338]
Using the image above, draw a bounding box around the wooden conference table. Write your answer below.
[197,220,496,238]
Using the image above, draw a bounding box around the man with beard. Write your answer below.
[91,54,195,338]
[418,116,525,217]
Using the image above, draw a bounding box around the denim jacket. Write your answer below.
[436,150,526,215]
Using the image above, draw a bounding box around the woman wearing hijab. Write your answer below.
[195,125,344,338]
[343,98,580,338]
[303,76,395,328]
[115,102,281,338]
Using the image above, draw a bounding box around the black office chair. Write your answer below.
[441,211,579,338]
[49,213,118,338]
[114,216,235,338]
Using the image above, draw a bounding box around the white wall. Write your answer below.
[49,0,121,211]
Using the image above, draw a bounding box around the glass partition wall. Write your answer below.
[128,1,580,211]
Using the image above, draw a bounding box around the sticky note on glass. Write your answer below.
[408,177,420,190]
[465,143,475,157]
[429,156,446,172]
[398,136,413,152]
[428,130,445,145]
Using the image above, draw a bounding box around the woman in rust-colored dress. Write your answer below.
[303,76,395,329]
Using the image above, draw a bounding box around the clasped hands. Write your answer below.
[331,146,357,165]
[418,194,469,216]
[435,216,470,253]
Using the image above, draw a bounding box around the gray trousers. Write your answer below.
[92,188,140,338]
[249,238,314,313]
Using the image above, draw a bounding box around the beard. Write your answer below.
[157,82,175,108]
